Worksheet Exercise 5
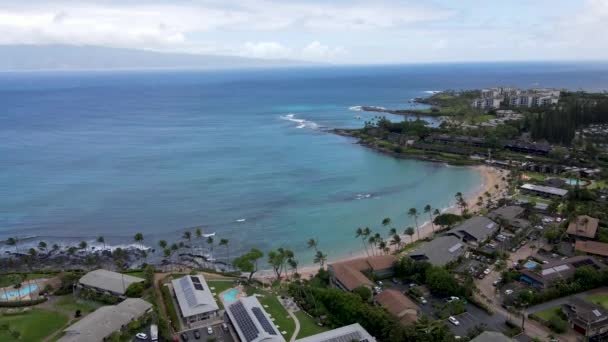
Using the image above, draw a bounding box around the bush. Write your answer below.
[0,297,47,307]
[352,286,372,302]
[160,285,180,332]
[549,316,567,333]
[126,282,145,298]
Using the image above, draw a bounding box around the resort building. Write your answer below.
[575,240,608,258]
[471,87,560,111]
[520,183,568,198]
[561,298,608,340]
[488,205,529,230]
[470,331,512,342]
[520,256,602,289]
[567,215,600,240]
[328,255,396,292]
[78,269,145,297]
[409,235,465,266]
[375,289,419,325]
[448,216,498,245]
[225,296,285,342]
[295,323,376,342]
[503,140,552,155]
[58,298,152,342]
[171,274,220,326]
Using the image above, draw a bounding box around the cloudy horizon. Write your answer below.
[1,0,607,64]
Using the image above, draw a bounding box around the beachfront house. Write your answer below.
[58,298,152,342]
[328,255,396,292]
[294,323,376,342]
[520,183,568,199]
[488,205,530,230]
[409,235,465,266]
[225,296,285,342]
[448,216,499,246]
[171,274,220,326]
[78,269,145,297]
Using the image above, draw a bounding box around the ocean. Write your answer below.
[1,62,608,262]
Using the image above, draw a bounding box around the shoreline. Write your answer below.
[256,164,508,280]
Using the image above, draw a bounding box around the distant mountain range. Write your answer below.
[0,45,313,71]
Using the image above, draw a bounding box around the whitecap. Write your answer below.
[349,106,362,111]
[236,219,246,222]
[424,90,441,94]
[279,113,320,129]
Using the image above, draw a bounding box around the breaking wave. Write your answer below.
[280,113,320,129]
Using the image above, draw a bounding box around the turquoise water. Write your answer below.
[0,284,38,300]
[222,288,240,303]
[524,261,539,269]
[564,179,588,186]
[2,64,607,263]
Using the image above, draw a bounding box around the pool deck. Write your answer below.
[217,286,246,306]
[0,278,46,302]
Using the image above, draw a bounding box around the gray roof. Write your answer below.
[226,296,285,342]
[79,269,144,295]
[489,206,525,222]
[171,274,219,318]
[295,323,376,342]
[521,183,568,197]
[58,298,152,342]
[451,216,498,243]
[409,235,465,266]
[470,331,512,342]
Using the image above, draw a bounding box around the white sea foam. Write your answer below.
[349,106,362,111]
[355,193,373,200]
[280,113,319,129]
[236,218,246,222]
[424,90,442,94]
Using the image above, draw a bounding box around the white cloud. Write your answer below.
[301,41,346,61]
[240,42,292,59]
[239,41,346,62]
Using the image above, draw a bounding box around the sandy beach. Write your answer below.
[256,164,509,280]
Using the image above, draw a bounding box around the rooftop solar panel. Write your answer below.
[191,276,201,284]
[179,276,198,307]
[193,283,204,291]
[554,265,570,272]
[252,307,277,335]
[229,301,259,342]
[448,243,462,253]
[593,309,603,317]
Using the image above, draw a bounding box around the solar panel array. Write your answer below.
[229,301,259,342]
[252,307,277,335]
[180,276,199,307]
[448,243,462,253]
[318,331,364,342]
[572,258,597,268]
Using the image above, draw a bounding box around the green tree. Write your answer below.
[79,240,88,251]
[404,226,415,243]
[233,248,264,281]
[133,232,144,250]
[206,236,214,258]
[219,238,230,263]
[424,204,435,233]
[425,266,461,297]
[6,237,18,253]
[353,286,372,302]
[355,227,371,257]
[96,236,106,251]
[314,250,328,269]
[37,241,47,253]
[408,208,420,240]
[307,238,318,252]
[158,240,167,250]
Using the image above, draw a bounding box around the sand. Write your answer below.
[254,164,509,281]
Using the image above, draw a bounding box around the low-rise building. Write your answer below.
[520,256,602,289]
[58,298,153,342]
[562,298,608,339]
[375,289,419,325]
[78,269,145,297]
[567,215,599,240]
[225,296,285,342]
[520,183,568,198]
[575,240,608,258]
[409,235,465,266]
[171,274,220,325]
[449,216,498,245]
[295,323,376,342]
[328,255,396,292]
[470,331,512,342]
[488,205,530,230]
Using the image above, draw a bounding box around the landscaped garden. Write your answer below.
[0,309,68,342]
[294,310,328,339]
[245,286,295,339]
[586,294,608,309]
[207,279,238,309]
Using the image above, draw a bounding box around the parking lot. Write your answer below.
[178,323,234,342]
[445,304,510,338]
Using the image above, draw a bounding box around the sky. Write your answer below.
[0,0,607,64]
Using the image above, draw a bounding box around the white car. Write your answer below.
[505,289,514,295]
[136,333,148,340]
[448,316,460,326]
[420,297,428,304]
[483,268,491,275]
[446,296,460,303]
[207,327,213,335]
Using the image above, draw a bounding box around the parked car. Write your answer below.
[505,289,514,295]
[448,316,460,326]
[409,283,417,288]
[420,297,428,304]
[492,278,502,286]
[207,327,213,335]
[136,333,148,340]
[222,323,229,332]
[194,329,200,339]
[373,286,382,294]
[446,296,460,303]
[483,268,491,275]
[180,333,189,341]
[377,281,384,287]
[391,278,399,284]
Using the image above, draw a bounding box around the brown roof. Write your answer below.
[567,215,599,239]
[575,240,608,257]
[329,255,396,291]
[375,289,418,325]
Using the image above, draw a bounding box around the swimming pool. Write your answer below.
[221,288,240,303]
[0,284,38,300]
[564,178,588,186]
[523,261,539,269]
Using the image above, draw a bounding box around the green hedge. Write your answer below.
[160,285,180,332]
[0,297,47,307]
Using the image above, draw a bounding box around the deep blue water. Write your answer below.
[1,63,607,261]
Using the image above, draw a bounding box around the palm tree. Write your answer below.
[195,228,202,240]
[306,238,318,252]
[183,231,192,244]
[389,228,397,237]
[206,236,214,258]
[170,243,179,267]
[79,240,88,251]
[382,217,391,229]
[355,228,370,257]
[219,239,229,264]
[51,244,59,254]
[96,236,106,251]
[158,240,167,250]
[313,250,327,269]
[133,232,144,250]
[378,240,388,255]
[424,204,435,233]
[37,241,47,253]
[408,208,421,240]
[404,226,415,243]
[368,235,377,256]
[288,258,299,279]
[390,234,402,250]
[6,237,18,253]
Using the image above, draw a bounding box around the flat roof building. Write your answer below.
[575,240,608,257]
[58,298,152,342]
[328,255,396,292]
[567,215,600,239]
[295,323,376,342]
[470,331,512,342]
[520,183,568,198]
[79,269,144,297]
[449,216,498,245]
[409,235,465,266]
[226,296,285,342]
[171,274,220,326]
[520,256,602,289]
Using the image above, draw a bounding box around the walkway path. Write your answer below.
[276,295,300,342]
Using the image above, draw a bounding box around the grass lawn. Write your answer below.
[0,273,55,288]
[121,271,146,279]
[536,306,561,321]
[245,286,295,340]
[514,194,552,205]
[522,172,547,182]
[55,295,103,314]
[294,310,328,339]
[586,294,608,309]
[589,180,608,190]
[0,309,68,342]
[207,279,238,309]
